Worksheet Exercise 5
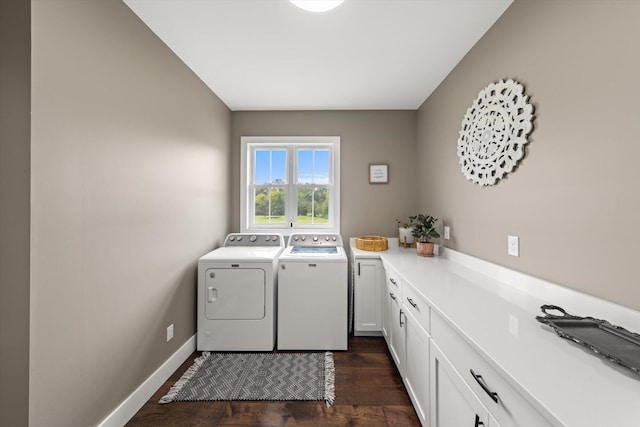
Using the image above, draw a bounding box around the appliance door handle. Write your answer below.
[207,287,217,303]
[470,369,499,403]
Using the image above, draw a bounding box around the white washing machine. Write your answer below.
[197,233,285,351]
[277,233,348,350]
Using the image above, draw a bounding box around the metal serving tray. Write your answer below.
[536,305,640,376]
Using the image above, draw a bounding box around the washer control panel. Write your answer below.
[288,233,343,247]
[223,233,285,247]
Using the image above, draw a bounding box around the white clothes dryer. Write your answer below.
[277,233,348,350]
[197,233,284,351]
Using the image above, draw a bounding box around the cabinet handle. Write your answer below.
[358,262,361,276]
[470,369,499,403]
[390,278,397,285]
[399,309,404,327]
[474,414,485,427]
[406,297,417,308]
[389,292,397,301]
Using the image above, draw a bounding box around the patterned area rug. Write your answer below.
[159,352,335,406]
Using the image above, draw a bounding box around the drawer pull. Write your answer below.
[389,292,397,301]
[406,297,417,308]
[474,414,485,427]
[390,278,397,285]
[470,369,499,403]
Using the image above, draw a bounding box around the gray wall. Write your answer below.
[16,1,640,425]
[30,1,231,425]
[0,0,31,425]
[231,111,418,241]
[417,0,640,311]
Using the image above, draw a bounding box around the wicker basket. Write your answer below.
[354,235,389,252]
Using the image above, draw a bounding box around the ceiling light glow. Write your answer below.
[290,0,344,13]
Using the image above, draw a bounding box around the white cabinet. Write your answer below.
[385,264,431,426]
[381,264,393,343]
[353,257,383,336]
[389,284,406,376]
[430,341,496,427]
[384,264,405,375]
[430,312,550,427]
[405,308,430,426]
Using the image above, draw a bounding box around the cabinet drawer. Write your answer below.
[430,340,491,427]
[431,312,552,427]
[385,264,402,299]
[403,282,430,333]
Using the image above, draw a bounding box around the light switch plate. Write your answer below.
[444,226,450,240]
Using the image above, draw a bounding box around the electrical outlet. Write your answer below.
[166,324,174,342]
[444,226,450,240]
[508,235,519,257]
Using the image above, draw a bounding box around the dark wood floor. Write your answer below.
[127,336,420,426]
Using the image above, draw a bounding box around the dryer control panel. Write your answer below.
[223,233,285,247]
[288,233,343,247]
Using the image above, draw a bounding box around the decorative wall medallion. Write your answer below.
[457,79,534,186]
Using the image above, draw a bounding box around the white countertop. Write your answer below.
[350,238,640,426]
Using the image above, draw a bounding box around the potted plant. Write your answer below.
[396,217,415,246]
[409,214,440,257]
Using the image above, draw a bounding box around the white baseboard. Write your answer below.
[97,335,196,427]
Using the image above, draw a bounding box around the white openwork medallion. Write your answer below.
[457,79,533,186]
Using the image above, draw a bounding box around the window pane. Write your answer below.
[297,187,329,224]
[297,149,330,185]
[254,187,286,224]
[255,149,286,185]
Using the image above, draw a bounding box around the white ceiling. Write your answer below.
[123,0,513,111]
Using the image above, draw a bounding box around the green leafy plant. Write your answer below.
[409,214,440,243]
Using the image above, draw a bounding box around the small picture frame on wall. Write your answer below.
[369,164,389,184]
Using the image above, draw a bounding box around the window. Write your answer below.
[241,136,340,234]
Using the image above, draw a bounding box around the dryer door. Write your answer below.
[204,268,265,320]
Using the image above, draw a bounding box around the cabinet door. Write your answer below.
[382,275,392,344]
[430,341,490,427]
[389,288,405,376]
[384,264,401,346]
[405,310,430,426]
[354,258,383,334]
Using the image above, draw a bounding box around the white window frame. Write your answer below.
[240,136,340,235]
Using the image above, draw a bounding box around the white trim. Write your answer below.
[96,335,196,427]
[240,136,341,235]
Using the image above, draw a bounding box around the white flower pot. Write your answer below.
[398,227,414,245]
